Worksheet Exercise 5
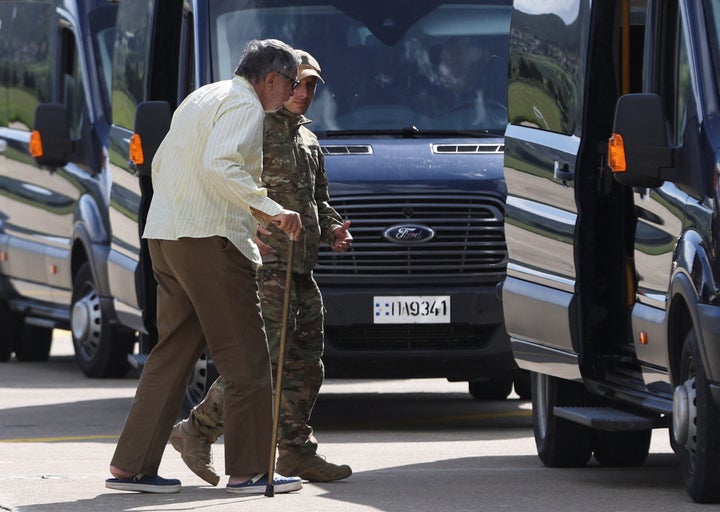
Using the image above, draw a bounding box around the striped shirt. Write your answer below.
[143,76,283,264]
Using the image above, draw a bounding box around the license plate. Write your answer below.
[373,295,451,324]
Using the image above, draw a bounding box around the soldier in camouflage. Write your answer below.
[169,50,354,484]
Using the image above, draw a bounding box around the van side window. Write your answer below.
[674,16,691,146]
[0,3,13,127]
[59,28,85,140]
[112,0,153,129]
[93,25,116,117]
[3,2,53,131]
[507,1,586,136]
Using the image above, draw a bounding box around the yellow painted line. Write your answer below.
[0,435,118,443]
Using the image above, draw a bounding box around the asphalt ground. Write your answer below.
[1,331,715,512]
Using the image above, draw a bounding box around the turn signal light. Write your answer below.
[608,133,627,172]
[29,130,44,158]
[129,133,144,165]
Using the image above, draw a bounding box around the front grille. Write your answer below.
[326,324,501,351]
[316,194,506,277]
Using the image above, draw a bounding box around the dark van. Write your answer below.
[12,0,522,401]
[0,0,129,375]
[503,0,720,502]
[117,0,521,402]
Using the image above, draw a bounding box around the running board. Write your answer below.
[553,406,665,431]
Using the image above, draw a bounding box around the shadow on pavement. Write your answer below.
[12,452,692,512]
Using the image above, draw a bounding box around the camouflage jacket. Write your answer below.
[259,108,344,273]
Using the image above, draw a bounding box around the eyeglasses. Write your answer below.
[277,71,300,91]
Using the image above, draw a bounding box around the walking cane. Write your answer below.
[265,238,294,497]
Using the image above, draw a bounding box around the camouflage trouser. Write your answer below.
[189,269,324,454]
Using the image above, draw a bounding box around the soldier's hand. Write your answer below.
[332,220,353,252]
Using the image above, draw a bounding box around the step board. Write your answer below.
[553,406,656,431]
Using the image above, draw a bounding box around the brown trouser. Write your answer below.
[110,236,273,477]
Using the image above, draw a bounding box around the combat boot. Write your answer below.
[276,449,352,482]
[169,419,220,486]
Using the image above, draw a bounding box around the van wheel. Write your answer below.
[13,324,53,362]
[468,374,513,400]
[532,372,593,467]
[71,262,134,378]
[673,328,720,503]
[182,351,218,417]
[593,429,651,467]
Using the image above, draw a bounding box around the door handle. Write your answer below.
[553,161,574,181]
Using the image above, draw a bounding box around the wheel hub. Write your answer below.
[673,377,697,451]
[71,290,102,355]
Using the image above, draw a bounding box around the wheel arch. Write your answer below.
[668,285,693,385]
[667,230,719,382]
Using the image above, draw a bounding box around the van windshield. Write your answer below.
[209,0,511,135]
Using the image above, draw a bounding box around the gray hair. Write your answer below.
[234,39,299,83]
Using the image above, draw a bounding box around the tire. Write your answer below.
[182,350,219,417]
[13,324,53,362]
[532,372,593,467]
[71,262,134,378]
[673,328,720,503]
[468,374,514,400]
[593,429,651,467]
[513,369,532,400]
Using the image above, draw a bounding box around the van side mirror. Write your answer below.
[609,93,676,188]
[131,101,171,176]
[30,103,71,168]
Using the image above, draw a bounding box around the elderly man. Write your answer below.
[169,49,353,486]
[106,39,303,495]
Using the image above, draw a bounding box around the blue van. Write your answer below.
[14,0,520,401]
[0,0,125,374]
[503,0,720,502]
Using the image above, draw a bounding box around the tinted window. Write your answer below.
[210,0,511,134]
[89,4,118,117]
[0,3,13,126]
[703,0,720,106]
[507,0,587,135]
[59,28,86,139]
[112,0,153,129]
[1,2,53,130]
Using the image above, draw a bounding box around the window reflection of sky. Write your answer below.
[513,0,579,25]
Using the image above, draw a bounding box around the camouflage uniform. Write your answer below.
[188,107,343,455]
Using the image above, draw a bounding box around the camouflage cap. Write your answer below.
[296,50,324,83]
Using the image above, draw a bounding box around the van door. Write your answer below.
[502,1,591,366]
